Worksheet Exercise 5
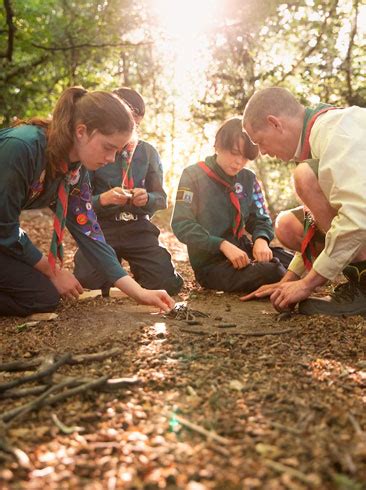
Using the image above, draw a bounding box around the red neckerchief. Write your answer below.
[121,140,138,190]
[198,161,245,239]
[299,106,338,270]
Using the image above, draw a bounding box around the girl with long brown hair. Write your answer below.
[0,86,174,316]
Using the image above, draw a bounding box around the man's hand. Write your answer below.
[99,188,131,206]
[253,238,273,262]
[219,240,250,269]
[270,279,313,312]
[270,270,327,312]
[132,188,149,207]
[240,281,283,301]
[240,270,301,301]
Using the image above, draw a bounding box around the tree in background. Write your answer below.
[188,0,365,213]
[1,0,365,213]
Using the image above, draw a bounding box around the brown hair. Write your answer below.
[243,87,303,131]
[215,117,258,161]
[15,86,135,176]
[113,87,145,118]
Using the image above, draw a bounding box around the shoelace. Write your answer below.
[331,281,359,303]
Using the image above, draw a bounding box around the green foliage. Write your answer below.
[1,0,365,211]
[0,0,159,124]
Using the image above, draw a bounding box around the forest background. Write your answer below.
[1,0,365,215]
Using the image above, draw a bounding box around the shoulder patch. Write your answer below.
[176,188,193,204]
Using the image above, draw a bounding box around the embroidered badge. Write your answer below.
[253,179,268,216]
[234,182,243,195]
[76,213,88,225]
[176,188,193,204]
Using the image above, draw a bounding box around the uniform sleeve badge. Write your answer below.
[176,188,193,204]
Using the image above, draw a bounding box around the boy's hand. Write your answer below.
[131,188,149,207]
[99,188,131,206]
[219,240,250,269]
[253,238,273,262]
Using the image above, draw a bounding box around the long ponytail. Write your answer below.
[47,86,87,176]
[14,86,135,177]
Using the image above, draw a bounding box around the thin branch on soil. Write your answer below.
[269,421,302,435]
[51,413,84,434]
[264,459,317,485]
[347,413,364,435]
[179,327,296,336]
[173,413,231,446]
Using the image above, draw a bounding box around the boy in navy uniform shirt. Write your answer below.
[74,88,183,296]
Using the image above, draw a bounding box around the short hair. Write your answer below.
[243,87,302,131]
[113,87,145,118]
[215,117,258,161]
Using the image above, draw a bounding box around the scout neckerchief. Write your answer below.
[121,140,138,190]
[48,162,80,271]
[299,104,339,270]
[198,157,245,239]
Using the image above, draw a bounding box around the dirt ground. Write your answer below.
[0,210,365,490]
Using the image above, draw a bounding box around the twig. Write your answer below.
[215,323,237,328]
[179,328,207,335]
[347,413,364,435]
[41,376,109,406]
[0,357,44,372]
[51,414,84,434]
[173,413,231,446]
[67,348,122,365]
[264,459,317,485]
[2,379,77,425]
[0,348,122,372]
[0,353,71,392]
[179,327,296,336]
[0,385,48,399]
[269,421,302,435]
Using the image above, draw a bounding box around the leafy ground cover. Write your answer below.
[0,210,365,489]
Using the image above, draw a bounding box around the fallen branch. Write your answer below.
[0,348,122,372]
[2,379,78,425]
[0,354,71,392]
[0,385,48,399]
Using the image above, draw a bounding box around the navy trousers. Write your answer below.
[194,236,292,293]
[74,218,183,296]
[0,251,60,317]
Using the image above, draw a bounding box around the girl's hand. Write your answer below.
[253,238,273,262]
[51,269,84,300]
[114,276,175,312]
[136,289,175,312]
[219,240,250,269]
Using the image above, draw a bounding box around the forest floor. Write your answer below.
[0,210,365,490]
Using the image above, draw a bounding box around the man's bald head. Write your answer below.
[243,87,303,132]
